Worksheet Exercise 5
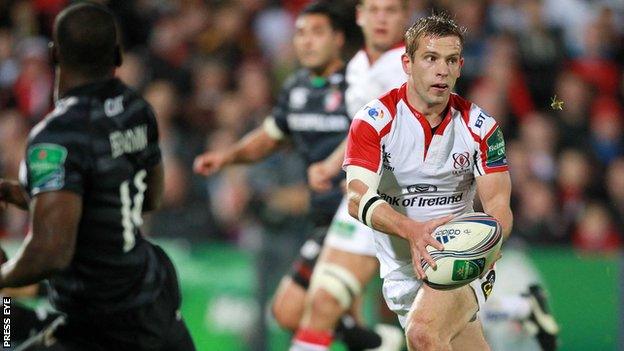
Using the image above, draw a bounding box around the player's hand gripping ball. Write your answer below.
[422,212,502,290]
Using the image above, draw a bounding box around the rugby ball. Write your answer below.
[422,212,502,290]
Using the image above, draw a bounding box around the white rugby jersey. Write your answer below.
[346,44,407,117]
[343,83,509,276]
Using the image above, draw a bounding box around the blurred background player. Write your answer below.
[0,3,195,350]
[291,1,409,350]
[193,2,383,349]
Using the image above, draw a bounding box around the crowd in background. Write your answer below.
[0,0,623,254]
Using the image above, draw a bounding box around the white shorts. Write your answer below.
[381,263,496,328]
[324,197,377,257]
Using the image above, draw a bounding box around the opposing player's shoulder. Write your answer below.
[29,97,89,142]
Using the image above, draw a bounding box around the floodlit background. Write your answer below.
[0,0,622,350]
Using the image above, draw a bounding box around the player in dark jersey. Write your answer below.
[193,2,381,350]
[0,3,195,350]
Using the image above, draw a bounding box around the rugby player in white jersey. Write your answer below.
[343,14,513,350]
[290,1,408,350]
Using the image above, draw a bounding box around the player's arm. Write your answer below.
[0,191,81,288]
[143,163,164,212]
[345,166,449,279]
[0,179,29,210]
[193,119,283,176]
[476,172,513,240]
[308,139,346,192]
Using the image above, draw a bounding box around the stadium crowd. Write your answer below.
[0,0,622,254]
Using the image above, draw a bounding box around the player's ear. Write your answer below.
[401,53,411,75]
[114,45,122,67]
[48,41,59,66]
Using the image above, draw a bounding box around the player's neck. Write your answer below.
[56,66,114,101]
[406,84,448,125]
[312,58,344,78]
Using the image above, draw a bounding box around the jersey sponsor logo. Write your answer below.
[286,113,349,132]
[416,193,463,207]
[289,87,309,109]
[475,113,486,128]
[27,143,68,192]
[452,152,471,175]
[406,183,438,194]
[324,89,343,112]
[104,95,124,117]
[485,126,507,168]
[364,106,384,121]
[109,124,148,158]
[378,192,463,207]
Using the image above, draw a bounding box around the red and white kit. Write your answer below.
[324,45,407,257]
[344,83,508,325]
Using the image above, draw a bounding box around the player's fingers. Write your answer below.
[193,155,217,176]
[421,249,436,269]
[426,234,444,251]
[426,215,454,232]
[410,248,426,279]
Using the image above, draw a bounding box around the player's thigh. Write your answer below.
[407,284,480,342]
[272,276,307,329]
[318,246,378,285]
[450,318,490,351]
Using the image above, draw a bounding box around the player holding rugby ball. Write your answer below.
[343,14,512,350]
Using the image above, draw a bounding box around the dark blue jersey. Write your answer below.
[20,79,164,315]
[272,68,350,225]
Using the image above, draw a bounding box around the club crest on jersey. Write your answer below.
[365,106,384,121]
[452,152,471,175]
[324,89,342,112]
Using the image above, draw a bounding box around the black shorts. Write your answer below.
[42,245,195,351]
[288,227,327,289]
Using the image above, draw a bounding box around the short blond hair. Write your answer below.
[405,13,465,58]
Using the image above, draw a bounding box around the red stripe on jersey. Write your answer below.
[399,84,434,158]
[451,93,472,125]
[434,105,453,137]
[344,119,382,172]
[378,87,401,118]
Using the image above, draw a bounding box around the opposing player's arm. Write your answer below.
[193,119,283,176]
[476,172,512,240]
[308,139,346,192]
[0,191,81,288]
[143,162,164,212]
[0,179,29,210]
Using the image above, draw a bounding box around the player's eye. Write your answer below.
[448,57,458,64]
[425,56,436,62]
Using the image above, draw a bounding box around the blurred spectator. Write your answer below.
[516,0,565,110]
[553,70,592,150]
[605,157,624,230]
[518,111,558,182]
[12,37,52,122]
[556,149,593,235]
[589,96,624,165]
[116,50,147,90]
[514,178,563,244]
[572,202,621,253]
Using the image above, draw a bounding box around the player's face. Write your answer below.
[293,14,343,72]
[402,35,463,107]
[357,0,408,52]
